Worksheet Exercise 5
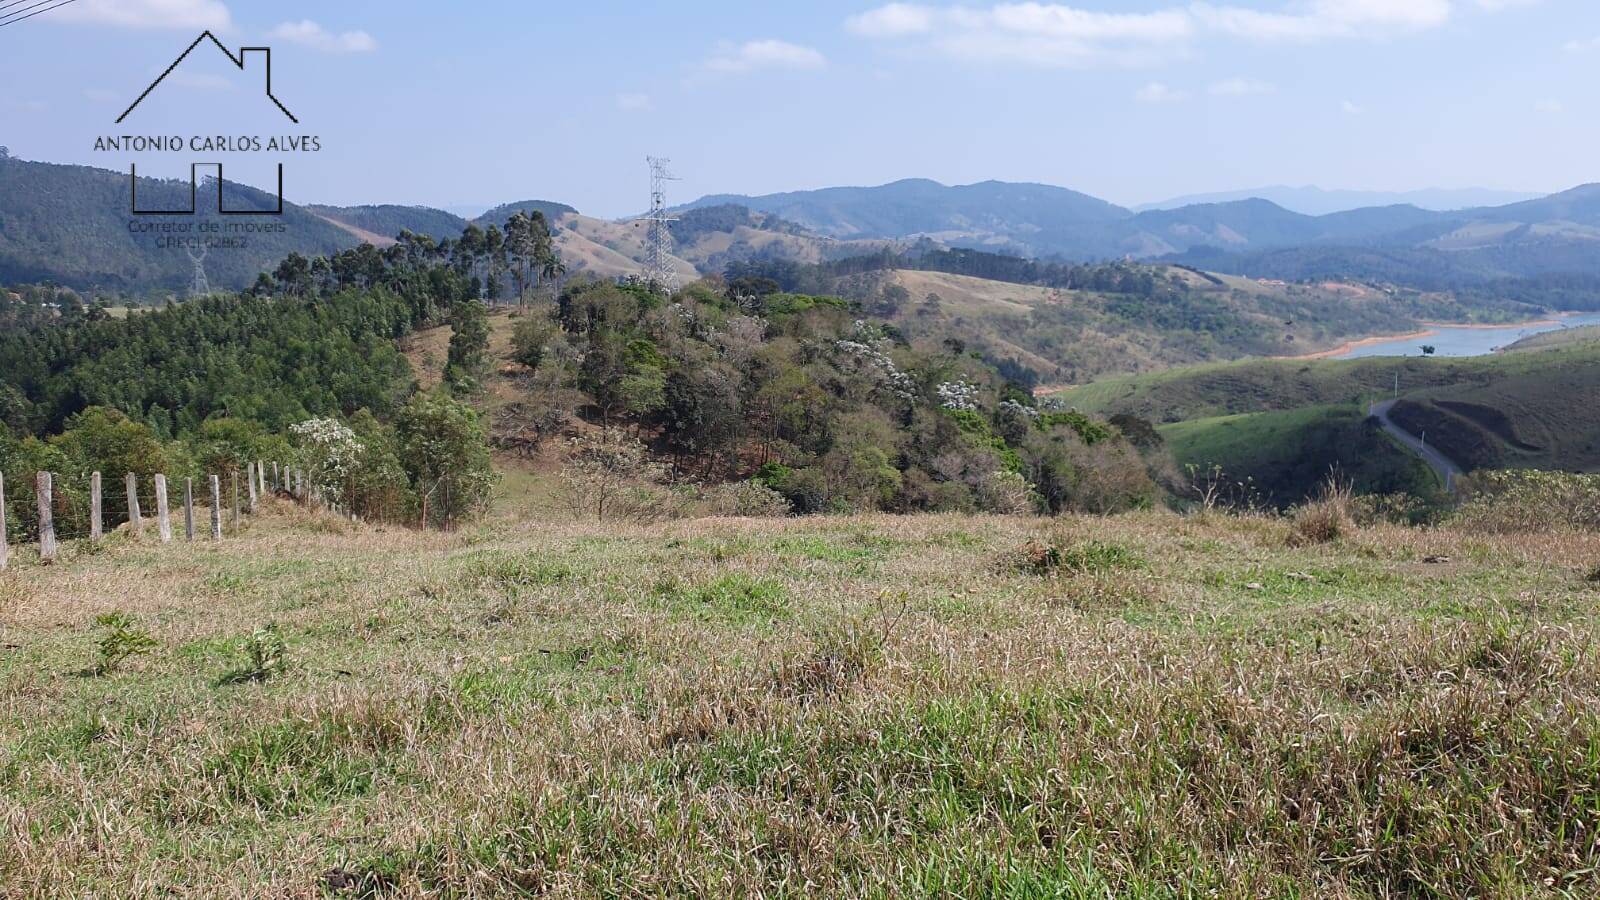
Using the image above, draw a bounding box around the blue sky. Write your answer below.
[0,0,1594,217]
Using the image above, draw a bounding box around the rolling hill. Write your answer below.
[5,149,1599,303]
[1055,334,1600,502]
[679,178,1600,285]
[1137,185,1542,216]
[810,258,1541,386]
[0,156,357,293]
[306,204,469,243]
[678,178,1129,254]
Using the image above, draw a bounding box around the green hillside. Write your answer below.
[473,200,579,229]
[1053,348,1600,424]
[1161,404,1443,506]
[1062,336,1600,489]
[0,156,357,293]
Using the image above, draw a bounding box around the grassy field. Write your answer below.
[6,501,1600,896]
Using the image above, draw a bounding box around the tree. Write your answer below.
[504,211,555,305]
[445,299,490,392]
[395,392,495,528]
[272,252,313,296]
[557,427,669,522]
[510,313,560,372]
[1421,345,1437,356]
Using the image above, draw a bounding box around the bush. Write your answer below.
[1454,470,1600,533]
[558,428,673,522]
[91,612,157,675]
[218,624,287,685]
[703,480,792,518]
[1012,539,1144,576]
[1289,477,1356,546]
[395,392,496,528]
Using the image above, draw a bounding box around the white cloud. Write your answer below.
[1341,99,1365,114]
[846,1,1477,67]
[705,39,826,73]
[616,92,653,111]
[848,3,1195,68]
[1209,76,1274,95]
[1135,82,1187,103]
[1564,36,1600,52]
[1534,98,1563,114]
[268,20,377,53]
[1191,0,1452,42]
[1476,0,1540,9]
[847,3,937,36]
[39,0,231,30]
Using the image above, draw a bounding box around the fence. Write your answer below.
[0,460,353,571]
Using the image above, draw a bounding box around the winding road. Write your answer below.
[1369,400,1464,493]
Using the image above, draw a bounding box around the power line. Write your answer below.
[643,156,680,293]
[0,0,78,28]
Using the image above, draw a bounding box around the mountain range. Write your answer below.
[3,152,1598,294]
[1135,186,1542,216]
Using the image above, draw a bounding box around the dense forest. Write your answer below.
[0,213,569,537]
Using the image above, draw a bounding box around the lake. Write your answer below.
[1334,312,1600,359]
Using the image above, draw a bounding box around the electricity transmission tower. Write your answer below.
[186,243,212,298]
[643,156,680,293]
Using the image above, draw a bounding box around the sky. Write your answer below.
[0,0,1595,218]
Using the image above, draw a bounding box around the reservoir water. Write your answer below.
[1334,312,1600,359]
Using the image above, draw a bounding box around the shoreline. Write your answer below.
[1418,318,1560,330]
[1280,330,1437,361]
[1284,314,1571,361]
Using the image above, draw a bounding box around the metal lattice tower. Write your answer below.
[186,243,211,298]
[643,156,680,293]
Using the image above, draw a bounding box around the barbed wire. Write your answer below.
[1,465,313,554]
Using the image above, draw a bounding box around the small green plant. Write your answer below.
[1013,539,1144,576]
[217,624,287,685]
[90,612,157,675]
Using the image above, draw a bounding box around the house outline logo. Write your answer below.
[120,31,297,216]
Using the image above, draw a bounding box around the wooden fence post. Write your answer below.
[256,460,265,498]
[0,472,8,571]
[247,463,258,513]
[126,473,143,538]
[231,471,240,529]
[272,462,280,492]
[211,475,223,540]
[89,470,103,538]
[36,472,56,563]
[90,472,103,542]
[154,475,172,543]
[184,479,195,542]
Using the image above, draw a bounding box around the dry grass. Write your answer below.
[4,505,1600,896]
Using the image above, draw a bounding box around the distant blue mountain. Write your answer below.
[1136,185,1542,217]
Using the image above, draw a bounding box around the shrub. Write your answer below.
[396,392,496,528]
[557,428,673,522]
[1454,470,1600,533]
[91,612,157,675]
[703,480,792,518]
[218,624,287,685]
[1289,477,1356,546]
[1012,539,1144,576]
